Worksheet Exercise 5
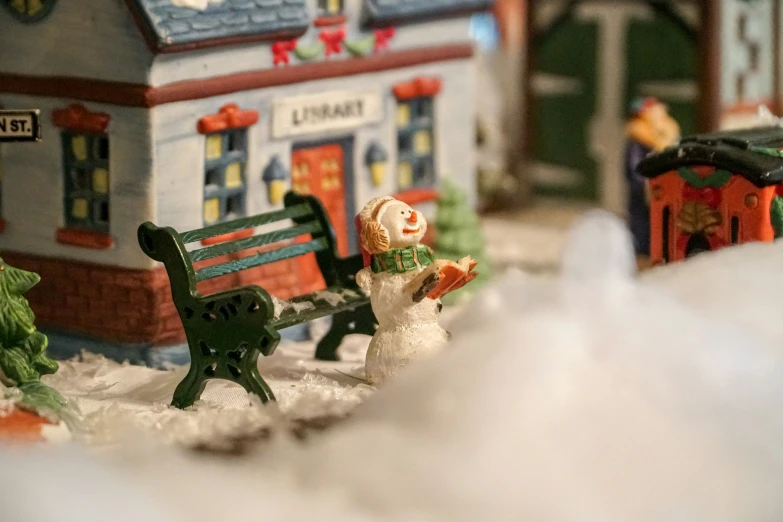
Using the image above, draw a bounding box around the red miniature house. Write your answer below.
[637,126,783,264]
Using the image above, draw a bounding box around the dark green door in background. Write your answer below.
[625,13,698,138]
[529,17,599,200]
[529,2,698,204]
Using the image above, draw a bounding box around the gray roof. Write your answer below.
[363,0,494,26]
[129,0,310,53]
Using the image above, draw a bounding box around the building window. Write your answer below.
[197,104,259,226]
[62,132,110,233]
[203,129,248,225]
[51,104,113,248]
[317,0,343,16]
[396,97,436,190]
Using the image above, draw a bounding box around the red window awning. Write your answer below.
[392,77,442,101]
[197,103,259,134]
[52,104,110,133]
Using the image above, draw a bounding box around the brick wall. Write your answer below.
[2,249,324,347]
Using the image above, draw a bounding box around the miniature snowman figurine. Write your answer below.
[356,196,477,385]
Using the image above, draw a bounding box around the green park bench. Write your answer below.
[137,191,377,409]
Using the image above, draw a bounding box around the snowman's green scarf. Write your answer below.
[371,245,435,274]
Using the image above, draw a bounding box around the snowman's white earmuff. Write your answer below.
[359,197,395,254]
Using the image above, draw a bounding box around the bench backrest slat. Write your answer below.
[188,221,323,264]
[194,237,330,282]
[180,203,313,244]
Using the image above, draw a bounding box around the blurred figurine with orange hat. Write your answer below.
[625,97,680,256]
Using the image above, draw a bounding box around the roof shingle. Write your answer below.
[129,0,310,52]
[363,0,494,27]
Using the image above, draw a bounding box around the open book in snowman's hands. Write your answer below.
[405,256,478,303]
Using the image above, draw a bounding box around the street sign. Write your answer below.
[0,110,41,142]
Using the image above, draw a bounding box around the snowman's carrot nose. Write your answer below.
[408,211,418,223]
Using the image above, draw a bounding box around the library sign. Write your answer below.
[0,110,41,142]
[272,90,383,139]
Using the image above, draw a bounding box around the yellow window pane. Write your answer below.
[397,104,410,127]
[320,160,330,172]
[414,130,432,154]
[92,168,109,195]
[301,182,310,193]
[321,177,332,190]
[71,198,89,219]
[9,0,24,13]
[205,135,222,160]
[292,164,301,180]
[300,163,310,176]
[204,198,220,224]
[398,163,413,189]
[225,163,243,188]
[28,0,42,14]
[331,176,341,189]
[72,135,88,162]
[327,0,340,13]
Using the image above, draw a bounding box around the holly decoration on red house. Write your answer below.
[674,167,733,252]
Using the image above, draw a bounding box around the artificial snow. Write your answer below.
[272,290,364,319]
[38,333,373,449]
[3,210,783,521]
[272,295,316,319]
[641,238,783,347]
[756,105,783,128]
[313,289,350,306]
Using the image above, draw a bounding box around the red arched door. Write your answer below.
[292,143,349,291]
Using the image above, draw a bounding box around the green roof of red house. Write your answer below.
[637,126,783,188]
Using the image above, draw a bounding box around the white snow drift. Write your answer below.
[2,210,783,522]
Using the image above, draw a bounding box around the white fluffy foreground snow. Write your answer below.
[3,210,783,521]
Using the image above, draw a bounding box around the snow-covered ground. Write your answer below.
[40,326,373,449]
[483,201,590,272]
[4,210,783,521]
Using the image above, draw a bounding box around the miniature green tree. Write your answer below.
[434,179,492,305]
[0,257,64,416]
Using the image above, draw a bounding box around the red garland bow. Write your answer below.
[272,39,297,65]
[682,184,722,208]
[374,27,396,51]
[319,28,346,56]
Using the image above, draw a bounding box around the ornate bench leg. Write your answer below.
[315,304,377,361]
[172,363,209,409]
[240,336,280,403]
[242,367,276,403]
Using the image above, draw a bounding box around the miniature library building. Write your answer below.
[637,126,783,265]
[0,0,489,358]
